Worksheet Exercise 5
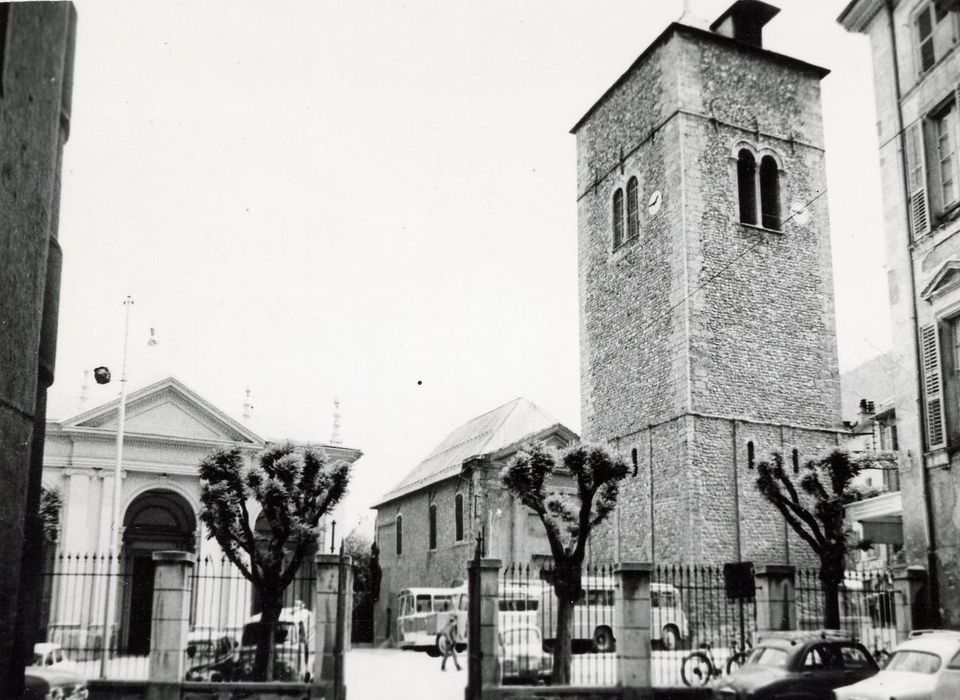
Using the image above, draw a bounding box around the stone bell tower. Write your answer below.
[574,0,842,565]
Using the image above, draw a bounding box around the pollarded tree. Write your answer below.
[501,442,629,684]
[198,444,351,680]
[755,449,876,629]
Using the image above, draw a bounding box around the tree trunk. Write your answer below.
[253,591,283,681]
[551,595,574,685]
[819,561,843,630]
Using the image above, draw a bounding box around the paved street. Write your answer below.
[346,648,467,700]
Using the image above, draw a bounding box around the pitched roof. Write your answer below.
[374,398,564,507]
[839,353,898,424]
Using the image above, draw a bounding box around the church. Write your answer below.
[40,376,361,655]
[575,0,843,566]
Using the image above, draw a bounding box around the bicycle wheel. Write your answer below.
[725,651,748,675]
[681,651,715,687]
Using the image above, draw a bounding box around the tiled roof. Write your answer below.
[374,398,560,507]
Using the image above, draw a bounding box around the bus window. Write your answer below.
[434,595,453,612]
[416,595,432,613]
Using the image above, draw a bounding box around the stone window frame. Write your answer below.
[611,174,642,252]
[731,141,784,233]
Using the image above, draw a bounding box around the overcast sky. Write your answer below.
[48,0,887,538]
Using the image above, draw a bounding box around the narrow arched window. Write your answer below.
[455,494,464,542]
[737,150,757,226]
[631,447,639,477]
[428,504,437,550]
[626,177,640,240]
[760,156,781,230]
[791,448,800,474]
[747,441,755,469]
[396,514,403,556]
[612,188,625,248]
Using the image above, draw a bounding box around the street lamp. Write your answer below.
[98,295,133,679]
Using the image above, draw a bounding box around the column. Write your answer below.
[893,565,927,640]
[613,562,652,697]
[754,565,796,638]
[315,552,352,699]
[146,551,193,700]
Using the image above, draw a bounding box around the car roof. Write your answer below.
[757,630,856,648]
[896,631,960,658]
[33,643,58,653]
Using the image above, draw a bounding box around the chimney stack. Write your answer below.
[710,0,781,49]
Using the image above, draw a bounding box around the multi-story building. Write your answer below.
[0,3,77,692]
[575,0,843,566]
[838,0,960,626]
[371,398,578,645]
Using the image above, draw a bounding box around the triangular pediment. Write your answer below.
[921,259,960,301]
[63,377,263,445]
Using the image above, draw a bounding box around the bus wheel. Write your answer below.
[592,626,615,653]
[661,625,680,651]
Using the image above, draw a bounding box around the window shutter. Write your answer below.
[905,122,931,238]
[920,324,946,449]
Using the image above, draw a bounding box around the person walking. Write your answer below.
[439,614,462,671]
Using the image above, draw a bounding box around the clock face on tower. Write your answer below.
[648,190,662,216]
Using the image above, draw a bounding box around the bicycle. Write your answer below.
[680,638,751,687]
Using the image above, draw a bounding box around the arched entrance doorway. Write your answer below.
[120,489,196,654]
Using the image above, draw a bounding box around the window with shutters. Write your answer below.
[612,187,625,249]
[935,103,959,208]
[936,316,960,448]
[906,120,932,237]
[921,323,947,449]
[914,2,957,75]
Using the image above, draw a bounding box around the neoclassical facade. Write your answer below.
[41,376,361,655]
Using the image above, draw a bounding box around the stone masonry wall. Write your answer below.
[0,4,76,689]
[579,25,842,568]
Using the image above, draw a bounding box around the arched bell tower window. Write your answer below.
[737,149,782,232]
[612,187,625,248]
[759,156,781,230]
[626,177,640,240]
[737,150,758,226]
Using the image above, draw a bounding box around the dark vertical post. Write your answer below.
[334,544,347,700]
[466,535,482,700]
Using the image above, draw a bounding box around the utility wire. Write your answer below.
[634,187,829,338]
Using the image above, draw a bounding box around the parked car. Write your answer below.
[29,642,82,675]
[23,666,88,700]
[496,625,553,685]
[835,629,960,700]
[185,631,239,682]
[712,630,879,700]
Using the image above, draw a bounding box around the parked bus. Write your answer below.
[538,578,690,652]
[396,587,460,652]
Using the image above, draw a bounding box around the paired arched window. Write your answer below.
[627,177,640,240]
[612,178,641,249]
[428,504,437,550]
[396,514,403,556]
[455,494,464,542]
[612,188,625,248]
[737,149,781,231]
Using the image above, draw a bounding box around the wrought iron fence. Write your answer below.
[495,562,616,687]
[38,551,316,682]
[652,565,756,688]
[796,567,901,660]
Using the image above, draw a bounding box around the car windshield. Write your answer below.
[502,629,541,648]
[885,650,942,674]
[745,646,788,668]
